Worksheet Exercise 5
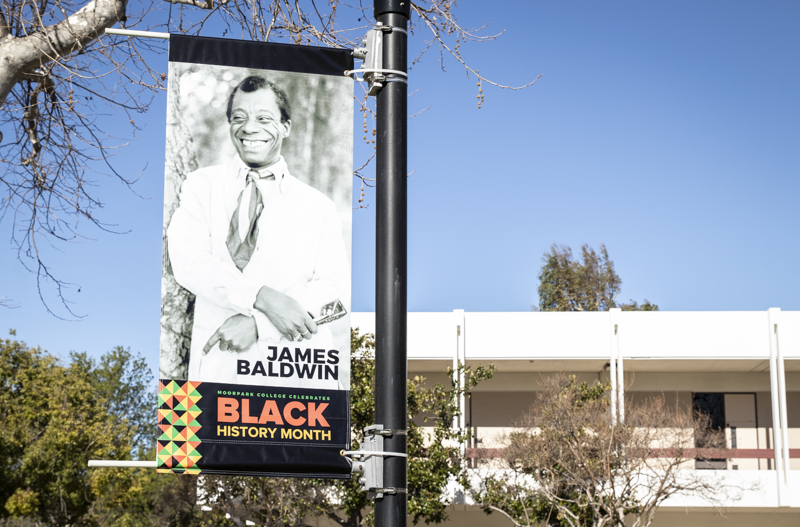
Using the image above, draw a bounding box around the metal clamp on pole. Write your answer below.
[342,450,408,459]
[343,425,408,499]
[365,428,407,437]
[345,68,408,80]
[349,22,408,95]
[373,487,407,496]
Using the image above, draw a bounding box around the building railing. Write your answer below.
[465,447,800,461]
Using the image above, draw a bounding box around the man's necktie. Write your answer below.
[226,169,271,271]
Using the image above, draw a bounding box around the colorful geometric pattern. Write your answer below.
[157,380,202,474]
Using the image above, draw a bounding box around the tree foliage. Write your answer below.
[0,333,154,526]
[472,374,734,527]
[619,300,658,312]
[1,328,493,526]
[537,244,658,312]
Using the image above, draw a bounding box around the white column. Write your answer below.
[609,309,618,421]
[771,309,791,479]
[609,308,622,421]
[767,307,789,505]
[616,319,624,422]
[453,309,466,430]
[453,309,467,462]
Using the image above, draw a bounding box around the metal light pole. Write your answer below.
[374,1,409,526]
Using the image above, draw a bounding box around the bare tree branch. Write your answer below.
[165,0,212,8]
[470,374,752,527]
[0,0,539,317]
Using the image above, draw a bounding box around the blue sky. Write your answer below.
[2,1,798,376]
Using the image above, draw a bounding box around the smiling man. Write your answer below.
[166,75,349,388]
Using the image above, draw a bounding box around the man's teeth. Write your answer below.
[243,139,267,148]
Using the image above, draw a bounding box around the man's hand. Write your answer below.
[254,286,318,341]
[203,314,258,355]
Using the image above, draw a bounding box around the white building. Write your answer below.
[351,308,800,526]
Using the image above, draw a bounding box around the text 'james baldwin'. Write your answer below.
[237,347,339,380]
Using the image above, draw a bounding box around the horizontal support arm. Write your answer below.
[88,460,158,468]
[104,28,170,39]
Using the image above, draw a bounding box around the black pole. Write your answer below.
[374,1,408,527]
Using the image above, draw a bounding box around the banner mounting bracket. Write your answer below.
[343,425,408,499]
[349,22,408,95]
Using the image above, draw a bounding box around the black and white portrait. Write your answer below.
[159,61,352,391]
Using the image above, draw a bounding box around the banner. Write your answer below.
[158,35,353,478]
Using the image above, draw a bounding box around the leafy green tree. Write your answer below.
[87,467,198,527]
[619,300,659,312]
[537,244,658,312]
[0,332,155,526]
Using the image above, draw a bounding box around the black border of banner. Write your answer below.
[168,34,354,76]
[161,35,354,479]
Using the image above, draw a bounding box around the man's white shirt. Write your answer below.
[167,156,350,389]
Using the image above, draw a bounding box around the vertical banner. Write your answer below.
[158,35,353,478]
